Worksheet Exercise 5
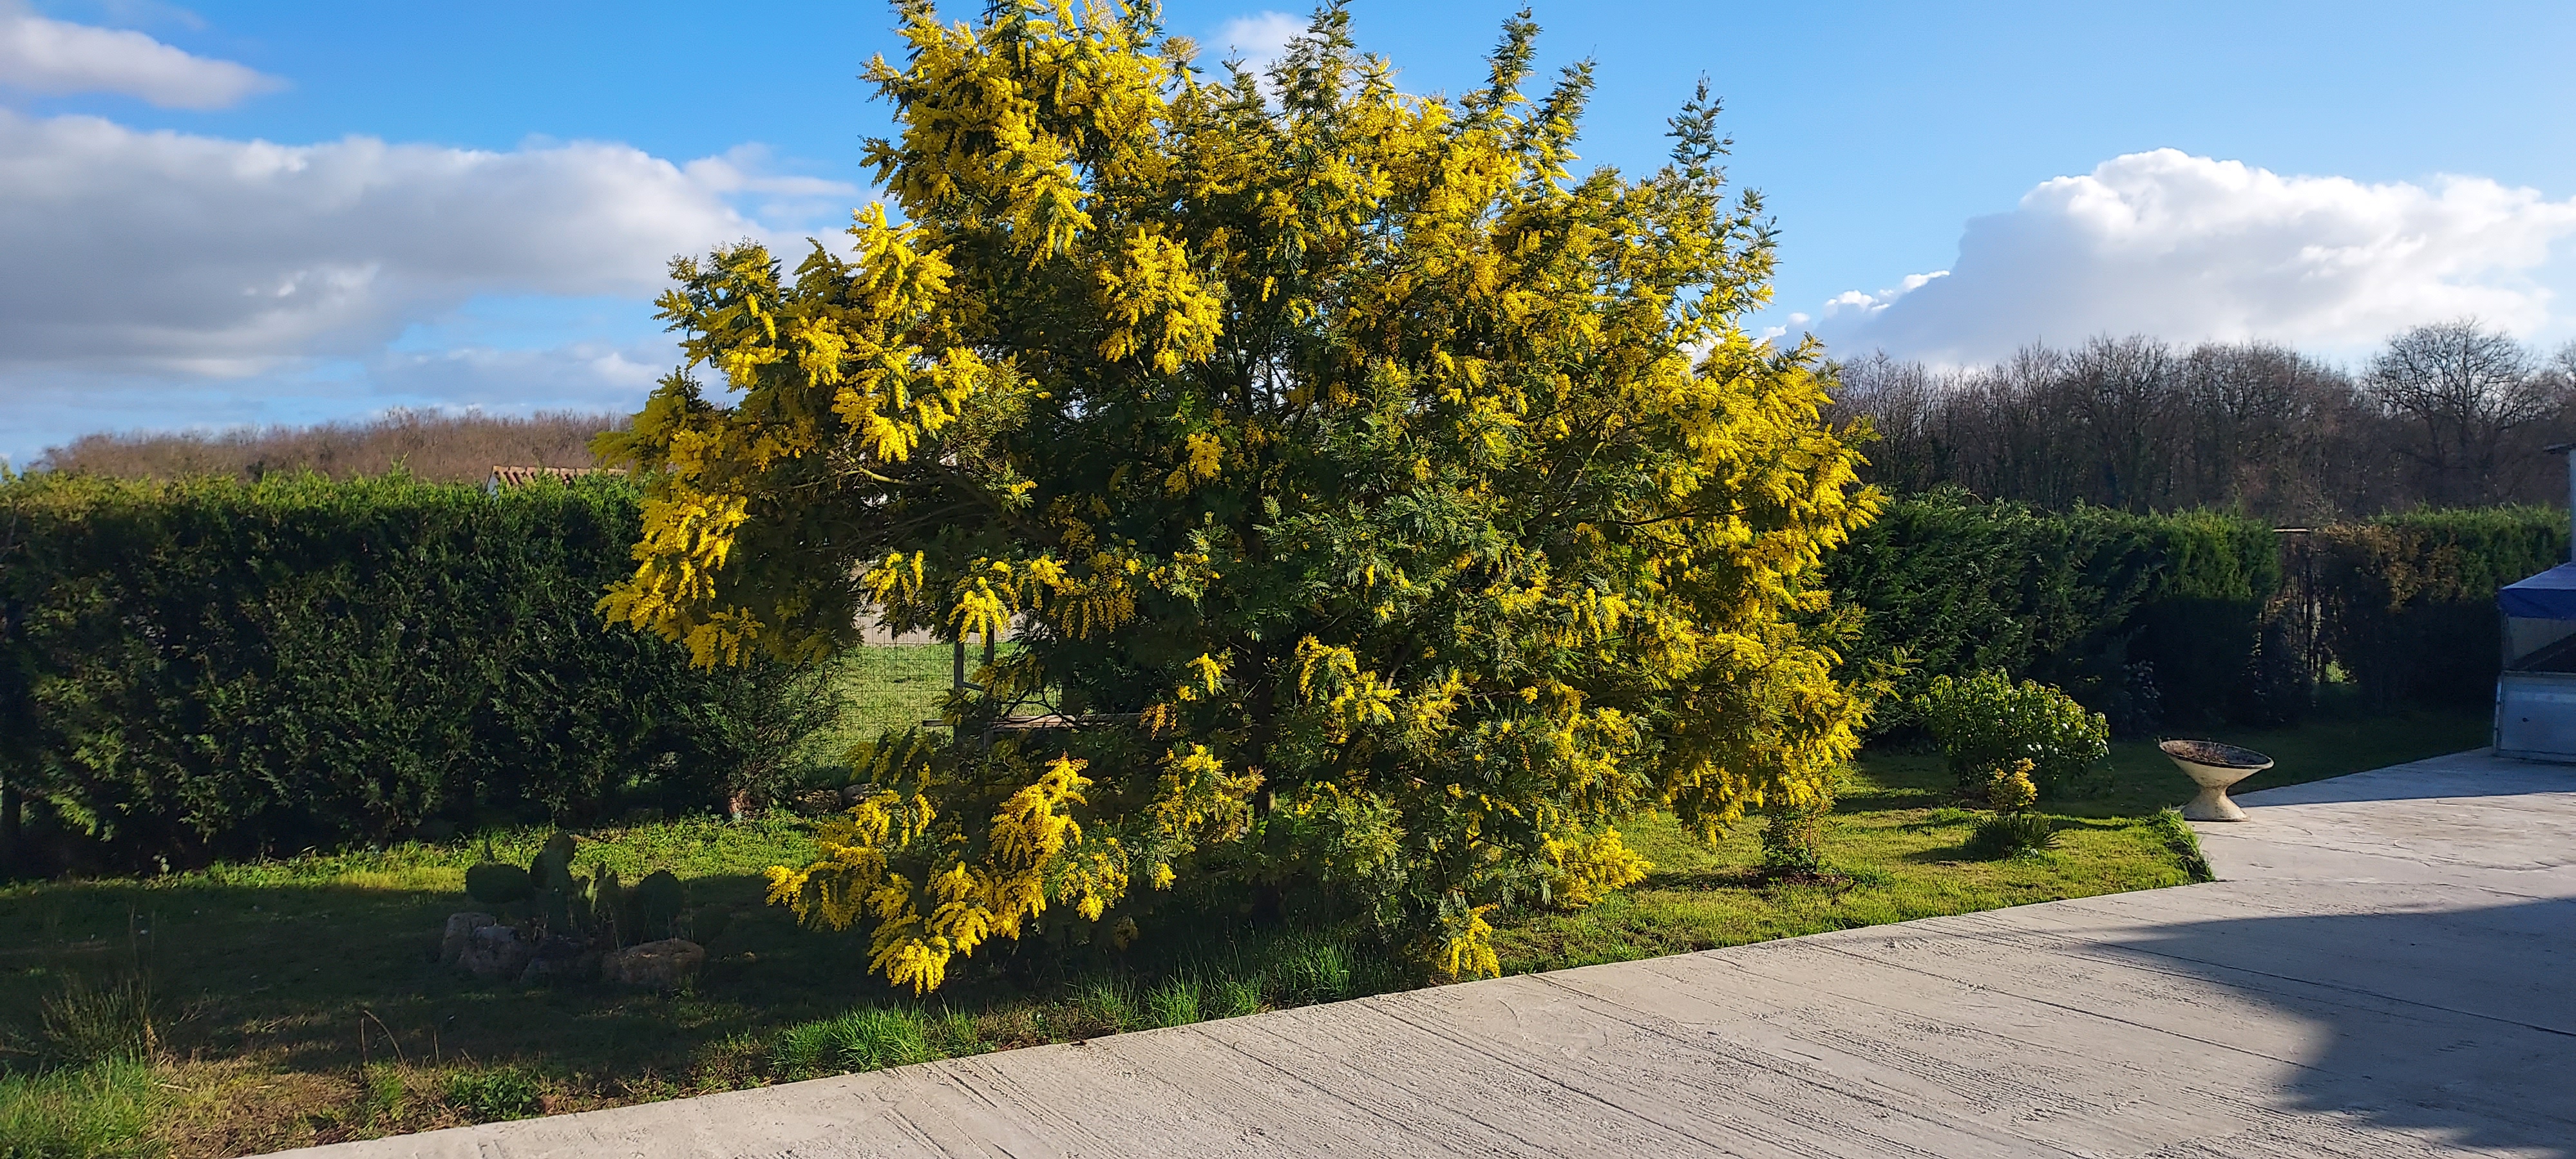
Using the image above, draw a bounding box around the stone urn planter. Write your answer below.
[2160,739,2273,822]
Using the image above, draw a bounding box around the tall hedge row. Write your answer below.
[1828,494,2565,733]
[2307,509,2570,708]
[0,474,2557,872]
[0,473,831,872]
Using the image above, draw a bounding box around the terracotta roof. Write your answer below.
[486,466,626,490]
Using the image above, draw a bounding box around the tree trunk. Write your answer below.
[1,779,19,874]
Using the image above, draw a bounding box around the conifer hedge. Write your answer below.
[0,471,2556,874]
[2308,508,2568,708]
[0,473,828,872]
[1827,493,2566,733]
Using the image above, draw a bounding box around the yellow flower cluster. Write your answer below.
[765,756,1126,994]
[603,4,1887,991]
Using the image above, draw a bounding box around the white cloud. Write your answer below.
[370,338,671,410]
[0,109,859,461]
[0,109,850,373]
[0,4,281,108]
[1817,149,2576,365]
[1214,11,1302,73]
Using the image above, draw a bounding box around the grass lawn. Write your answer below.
[0,707,2487,1157]
[800,644,960,769]
[1496,706,2492,971]
[800,643,1048,775]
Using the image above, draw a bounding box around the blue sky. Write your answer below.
[5,0,2574,465]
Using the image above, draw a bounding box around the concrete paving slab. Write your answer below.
[274,749,2576,1159]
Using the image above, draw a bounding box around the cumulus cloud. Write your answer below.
[0,109,859,462]
[0,4,281,108]
[1818,149,2576,365]
[1214,10,1303,72]
[0,109,851,373]
[370,337,672,411]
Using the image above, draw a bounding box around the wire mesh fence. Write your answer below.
[838,642,958,739]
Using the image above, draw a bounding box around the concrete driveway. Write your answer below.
[279,749,2576,1158]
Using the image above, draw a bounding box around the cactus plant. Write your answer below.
[529,833,576,886]
[464,835,536,909]
[634,871,685,941]
[457,831,694,950]
[464,862,533,907]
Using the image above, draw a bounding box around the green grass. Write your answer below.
[1492,773,2188,972]
[1492,706,2488,973]
[0,707,2486,1157]
[800,643,1053,778]
[791,645,960,778]
[0,1060,162,1159]
[834,644,961,744]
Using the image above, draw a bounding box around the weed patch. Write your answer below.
[441,1068,542,1124]
[2152,809,2218,882]
[0,1059,161,1159]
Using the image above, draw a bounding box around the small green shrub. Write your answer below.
[1965,813,2060,860]
[1919,672,2110,798]
[442,1067,541,1123]
[463,862,532,908]
[1759,805,1830,874]
[0,1059,160,1159]
[1984,759,2038,812]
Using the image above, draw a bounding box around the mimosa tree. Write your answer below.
[600,0,1882,992]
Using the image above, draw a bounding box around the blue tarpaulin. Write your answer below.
[2500,562,2576,619]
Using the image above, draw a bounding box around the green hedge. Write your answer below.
[1826,495,2557,733]
[1825,494,2278,731]
[0,473,831,872]
[2309,508,2568,708]
[2123,509,2283,726]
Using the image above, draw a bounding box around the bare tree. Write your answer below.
[2363,319,2561,505]
[2065,336,2177,512]
[33,408,628,484]
[1823,323,2576,521]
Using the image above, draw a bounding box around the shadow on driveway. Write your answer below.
[2108,894,2576,1156]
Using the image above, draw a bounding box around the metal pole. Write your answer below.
[2552,443,2576,563]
